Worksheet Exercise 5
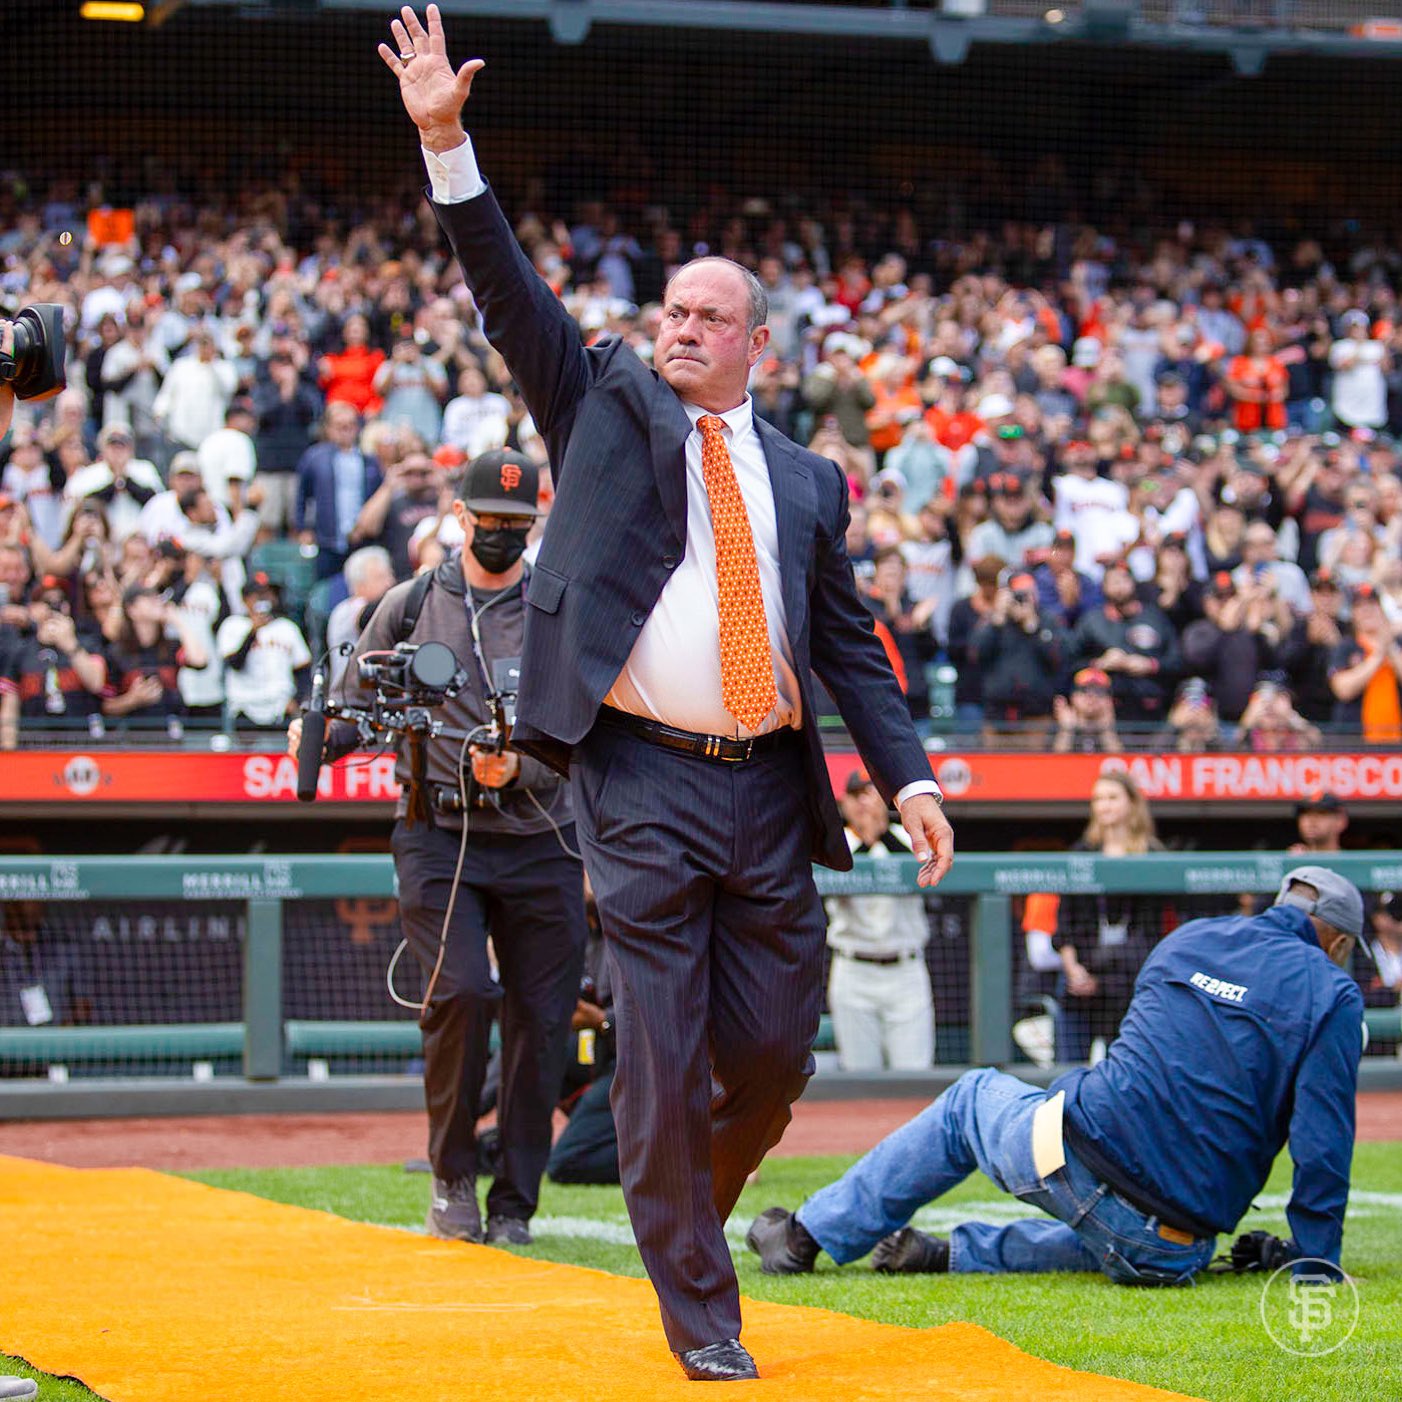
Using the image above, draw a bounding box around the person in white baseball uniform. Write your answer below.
[824,770,935,1071]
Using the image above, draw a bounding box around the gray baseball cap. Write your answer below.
[1274,866,1367,949]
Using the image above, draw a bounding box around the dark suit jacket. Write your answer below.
[432,187,930,870]
[293,442,382,550]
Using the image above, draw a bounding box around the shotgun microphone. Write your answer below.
[296,668,327,803]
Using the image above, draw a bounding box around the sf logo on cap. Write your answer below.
[500,462,523,492]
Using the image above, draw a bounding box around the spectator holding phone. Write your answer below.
[863,547,937,726]
[1239,678,1321,752]
[1032,529,1101,633]
[103,583,208,734]
[373,330,449,446]
[1232,521,1310,615]
[1163,676,1225,752]
[974,571,1064,746]
[0,577,107,747]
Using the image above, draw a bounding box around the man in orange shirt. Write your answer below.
[923,359,982,452]
[866,355,923,460]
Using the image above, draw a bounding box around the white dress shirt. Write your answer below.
[605,397,800,737]
[424,137,939,807]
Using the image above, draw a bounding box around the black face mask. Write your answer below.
[469,526,530,575]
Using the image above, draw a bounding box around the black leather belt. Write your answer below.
[842,950,917,966]
[599,706,794,764]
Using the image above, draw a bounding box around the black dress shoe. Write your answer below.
[675,1339,758,1381]
[870,1226,950,1274]
[745,1206,819,1275]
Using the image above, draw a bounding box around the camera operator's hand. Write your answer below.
[0,321,13,440]
[286,716,303,760]
[572,999,608,1033]
[470,745,519,788]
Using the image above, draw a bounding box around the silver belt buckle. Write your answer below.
[721,734,754,763]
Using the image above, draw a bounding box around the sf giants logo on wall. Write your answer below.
[500,461,523,492]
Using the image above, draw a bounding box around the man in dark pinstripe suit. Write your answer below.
[382,7,954,1379]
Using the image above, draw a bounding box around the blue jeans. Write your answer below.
[796,1068,1216,1284]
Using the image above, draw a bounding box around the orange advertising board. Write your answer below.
[6,748,1402,807]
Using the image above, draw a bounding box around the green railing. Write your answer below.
[0,852,1398,1092]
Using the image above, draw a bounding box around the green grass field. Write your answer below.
[6,1146,1398,1401]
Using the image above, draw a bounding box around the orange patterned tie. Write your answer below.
[698,415,778,732]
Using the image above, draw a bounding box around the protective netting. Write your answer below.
[2,878,1394,1081]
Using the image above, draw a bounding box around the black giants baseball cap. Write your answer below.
[458,449,540,518]
[1296,791,1345,817]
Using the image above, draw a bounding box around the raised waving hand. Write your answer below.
[378,5,484,151]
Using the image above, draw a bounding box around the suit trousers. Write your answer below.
[391,819,587,1220]
[571,723,827,1352]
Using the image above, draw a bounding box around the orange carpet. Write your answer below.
[0,1155,1198,1401]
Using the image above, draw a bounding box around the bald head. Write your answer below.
[664,258,768,336]
[654,258,771,414]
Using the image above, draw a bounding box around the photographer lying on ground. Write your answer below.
[749,868,1366,1287]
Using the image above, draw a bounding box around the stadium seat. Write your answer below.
[248,540,318,628]
[304,577,337,659]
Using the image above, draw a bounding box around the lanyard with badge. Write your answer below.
[1097,895,1129,948]
[7,940,54,1027]
[462,580,525,758]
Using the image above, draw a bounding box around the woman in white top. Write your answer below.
[1329,310,1388,430]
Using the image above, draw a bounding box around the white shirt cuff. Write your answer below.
[422,136,486,204]
[894,779,942,808]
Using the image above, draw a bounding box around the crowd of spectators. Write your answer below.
[4,172,1402,747]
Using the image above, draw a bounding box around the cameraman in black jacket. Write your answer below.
[289,450,586,1247]
[972,570,1065,744]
